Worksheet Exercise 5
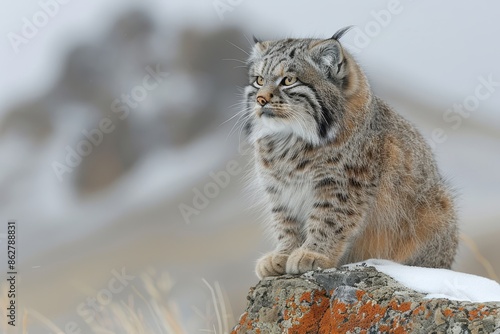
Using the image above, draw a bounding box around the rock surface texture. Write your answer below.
[232,265,500,334]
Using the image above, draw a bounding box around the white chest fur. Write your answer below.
[279,180,314,223]
[258,168,314,225]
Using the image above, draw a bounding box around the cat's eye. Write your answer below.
[282,76,297,86]
[255,76,265,87]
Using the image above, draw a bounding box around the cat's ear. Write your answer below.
[252,36,269,54]
[331,26,354,41]
[309,28,352,79]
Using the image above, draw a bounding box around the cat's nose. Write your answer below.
[256,92,274,106]
[257,96,267,106]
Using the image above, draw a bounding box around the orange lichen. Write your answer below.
[411,304,426,316]
[442,308,454,317]
[318,290,413,334]
[388,300,412,313]
[285,291,330,334]
[299,291,313,303]
[231,312,250,334]
[378,324,391,332]
[467,306,495,321]
[356,301,387,328]
[356,290,366,299]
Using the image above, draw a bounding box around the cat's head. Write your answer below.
[243,27,370,146]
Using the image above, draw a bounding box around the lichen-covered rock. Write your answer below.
[232,265,500,333]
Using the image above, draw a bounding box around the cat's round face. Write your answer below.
[243,38,349,145]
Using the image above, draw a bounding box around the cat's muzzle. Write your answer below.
[257,106,276,118]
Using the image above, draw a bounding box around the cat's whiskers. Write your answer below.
[225,40,250,56]
[219,108,247,128]
[221,58,247,64]
[227,108,252,142]
[242,34,254,48]
[237,114,253,154]
[235,113,255,151]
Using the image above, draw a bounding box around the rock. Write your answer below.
[232,265,500,333]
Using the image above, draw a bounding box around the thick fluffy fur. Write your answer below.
[243,32,458,279]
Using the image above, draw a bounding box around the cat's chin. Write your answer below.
[251,125,322,147]
[259,115,289,131]
[249,114,330,145]
[250,125,291,143]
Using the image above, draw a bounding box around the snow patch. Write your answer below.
[349,259,500,303]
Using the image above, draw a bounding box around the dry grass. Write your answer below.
[0,269,234,334]
[460,232,499,282]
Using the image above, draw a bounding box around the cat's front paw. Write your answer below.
[255,252,289,279]
[286,248,334,274]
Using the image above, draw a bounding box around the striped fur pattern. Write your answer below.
[243,30,458,279]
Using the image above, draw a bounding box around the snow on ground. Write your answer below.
[349,259,500,303]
